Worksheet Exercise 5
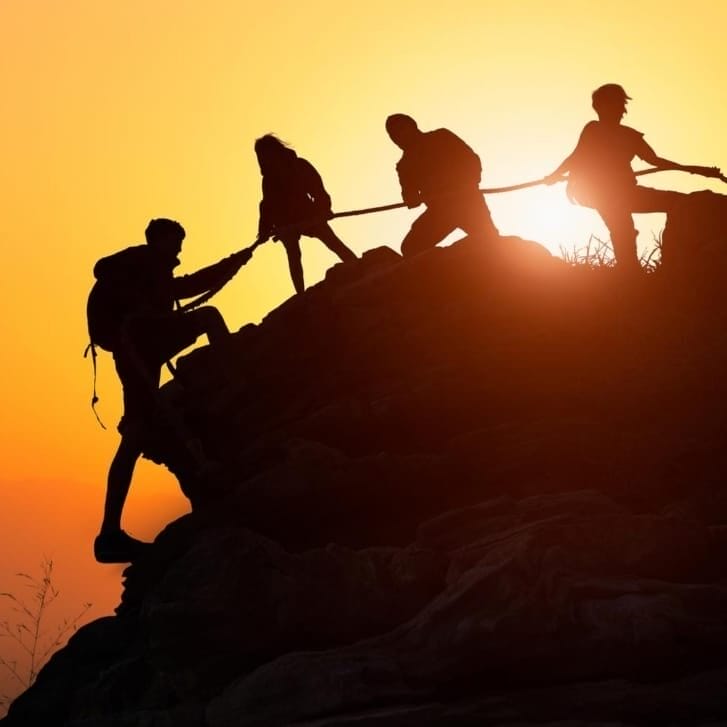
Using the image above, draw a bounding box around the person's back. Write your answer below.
[90,245,178,350]
[261,155,329,226]
[386,113,498,256]
[398,128,482,203]
[92,218,251,564]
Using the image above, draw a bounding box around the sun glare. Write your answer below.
[488,186,605,256]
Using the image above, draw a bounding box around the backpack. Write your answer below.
[86,245,149,352]
[86,279,121,352]
[84,246,146,426]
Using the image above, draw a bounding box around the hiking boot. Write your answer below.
[94,529,151,564]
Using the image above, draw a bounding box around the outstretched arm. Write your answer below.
[544,152,576,184]
[258,198,275,241]
[544,122,592,184]
[173,249,252,299]
[637,139,687,170]
[637,139,722,178]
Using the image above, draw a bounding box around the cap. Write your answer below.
[592,84,632,108]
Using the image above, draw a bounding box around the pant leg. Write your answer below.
[311,222,357,262]
[114,347,160,437]
[600,187,687,268]
[456,190,499,239]
[400,206,458,257]
[596,205,640,269]
[280,234,305,294]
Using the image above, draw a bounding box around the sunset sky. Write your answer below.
[1,0,725,698]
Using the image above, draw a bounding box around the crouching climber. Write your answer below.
[87,218,252,563]
[385,113,499,256]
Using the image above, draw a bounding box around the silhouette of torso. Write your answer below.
[567,120,648,203]
[396,128,482,205]
[94,246,178,319]
[260,155,330,230]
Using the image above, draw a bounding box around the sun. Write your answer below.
[487,184,604,256]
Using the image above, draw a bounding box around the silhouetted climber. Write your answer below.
[254,134,356,294]
[89,218,252,563]
[385,114,499,257]
[545,84,723,271]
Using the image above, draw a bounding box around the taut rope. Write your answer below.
[180,165,727,311]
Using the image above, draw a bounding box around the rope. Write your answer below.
[330,166,726,220]
[331,176,549,219]
[178,237,267,313]
[176,164,727,312]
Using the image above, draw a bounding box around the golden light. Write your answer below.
[488,184,607,256]
[1,3,725,702]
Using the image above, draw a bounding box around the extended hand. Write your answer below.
[236,248,253,265]
[228,248,253,270]
[684,165,724,179]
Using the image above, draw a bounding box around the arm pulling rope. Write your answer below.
[180,165,726,311]
[331,166,726,220]
[331,176,549,219]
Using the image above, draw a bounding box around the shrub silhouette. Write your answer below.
[560,231,663,272]
[0,559,91,716]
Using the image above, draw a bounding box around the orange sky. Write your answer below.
[1,0,725,699]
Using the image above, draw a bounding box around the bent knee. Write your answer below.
[192,306,223,324]
[187,306,228,339]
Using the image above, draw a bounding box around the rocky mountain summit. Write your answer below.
[5,233,727,726]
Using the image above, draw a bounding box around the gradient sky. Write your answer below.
[1,0,725,697]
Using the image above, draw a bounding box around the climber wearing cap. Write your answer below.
[545,83,720,270]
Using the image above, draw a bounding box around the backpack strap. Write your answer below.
[83,341,107,429]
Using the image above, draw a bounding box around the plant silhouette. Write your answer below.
[0,559,91,715]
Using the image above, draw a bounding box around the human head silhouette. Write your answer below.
[591,83,631,123]
[145,218,185,264]
[255,134,296,174]
[386,114,420,150]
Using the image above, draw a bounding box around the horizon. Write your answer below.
[1,0,726,705]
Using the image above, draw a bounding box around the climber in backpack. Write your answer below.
[89,218,251,563]
[385,113,499,257]
[254,134,357,294]
[544,83,723,271]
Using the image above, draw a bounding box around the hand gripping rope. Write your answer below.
[87,164,726,428]
[180,164,727,312]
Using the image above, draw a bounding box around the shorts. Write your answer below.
[114,312,202,436]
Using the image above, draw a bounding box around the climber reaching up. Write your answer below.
[87,218,251,563]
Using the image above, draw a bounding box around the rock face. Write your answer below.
[5,234,727,726]
[662,190,727,268]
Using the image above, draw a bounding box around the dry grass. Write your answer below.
[559,232,663,273]
[0,559,92,715]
